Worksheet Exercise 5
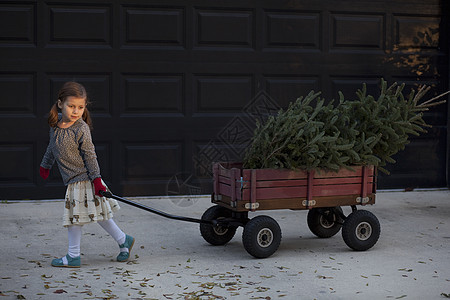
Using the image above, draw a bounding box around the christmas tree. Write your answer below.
[243,79,448,174]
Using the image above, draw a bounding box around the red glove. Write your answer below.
[39,166,50,180]
[93,177,106,197]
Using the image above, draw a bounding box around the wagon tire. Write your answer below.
[200,205,237,246]
[242,216,281,258]
[307,207,343,238]
[342,210,380,251]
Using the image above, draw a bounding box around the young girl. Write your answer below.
[40,81,134,268]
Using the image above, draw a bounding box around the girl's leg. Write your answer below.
[67,225,82,258]
[98,219,134,262]
[51,225,82,268]
[98,219,126,244]
[67,224,82,258]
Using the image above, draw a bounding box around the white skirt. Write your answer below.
[62,180,120,227]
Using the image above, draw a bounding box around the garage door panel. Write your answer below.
[194,8,254,48]
[394,14,441,50]
[121,74,184,114]
[0,73,36,115]
[0,143,35,186]
[264,10,322,49]
[121,6,185,48]
[121,142,183,184]
[193,74,254,113]
[0,3,35,46]
[47,4,112,46]
[331,13,385,50]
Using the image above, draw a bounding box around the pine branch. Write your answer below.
[243,78,448,173]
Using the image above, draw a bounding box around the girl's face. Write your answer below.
[58,96,86,125]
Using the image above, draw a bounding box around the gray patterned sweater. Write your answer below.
[40,119,101,186]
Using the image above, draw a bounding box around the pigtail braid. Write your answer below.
[83,108,93,130]
[48,103,59,128]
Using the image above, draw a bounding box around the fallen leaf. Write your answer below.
[53,289,67,294]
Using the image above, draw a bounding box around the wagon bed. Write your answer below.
[212,162,376,211]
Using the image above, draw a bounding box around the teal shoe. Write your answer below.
[117,234,135,262]
[51,254,80,268]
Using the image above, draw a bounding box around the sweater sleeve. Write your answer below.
[78,124,101,181]
[40,130,55,169]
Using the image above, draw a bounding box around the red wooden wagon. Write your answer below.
[199,162,381,258]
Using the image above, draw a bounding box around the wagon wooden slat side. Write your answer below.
[212,162,376,212]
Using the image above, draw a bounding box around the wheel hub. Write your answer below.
[319,211,336,229]
[213,225,228,236]
[355,221,372,241]
[257,228,273,247]
[213,217,230,236]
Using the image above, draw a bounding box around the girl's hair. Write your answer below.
[48,81,93,129]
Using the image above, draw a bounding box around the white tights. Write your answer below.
[67,219,126,258]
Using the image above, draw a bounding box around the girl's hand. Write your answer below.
[93,177,106,196]
[39,166,50,180]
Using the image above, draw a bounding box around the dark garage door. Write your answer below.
[1,0,449,199]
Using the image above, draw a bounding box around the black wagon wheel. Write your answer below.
[242,215,282,258]
[307,207,343,238]
[200,205,237,246]
[342,210,380,251]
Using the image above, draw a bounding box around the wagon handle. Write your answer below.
[100,191,214,225]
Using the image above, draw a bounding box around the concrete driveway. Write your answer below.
[1,190,449,299]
